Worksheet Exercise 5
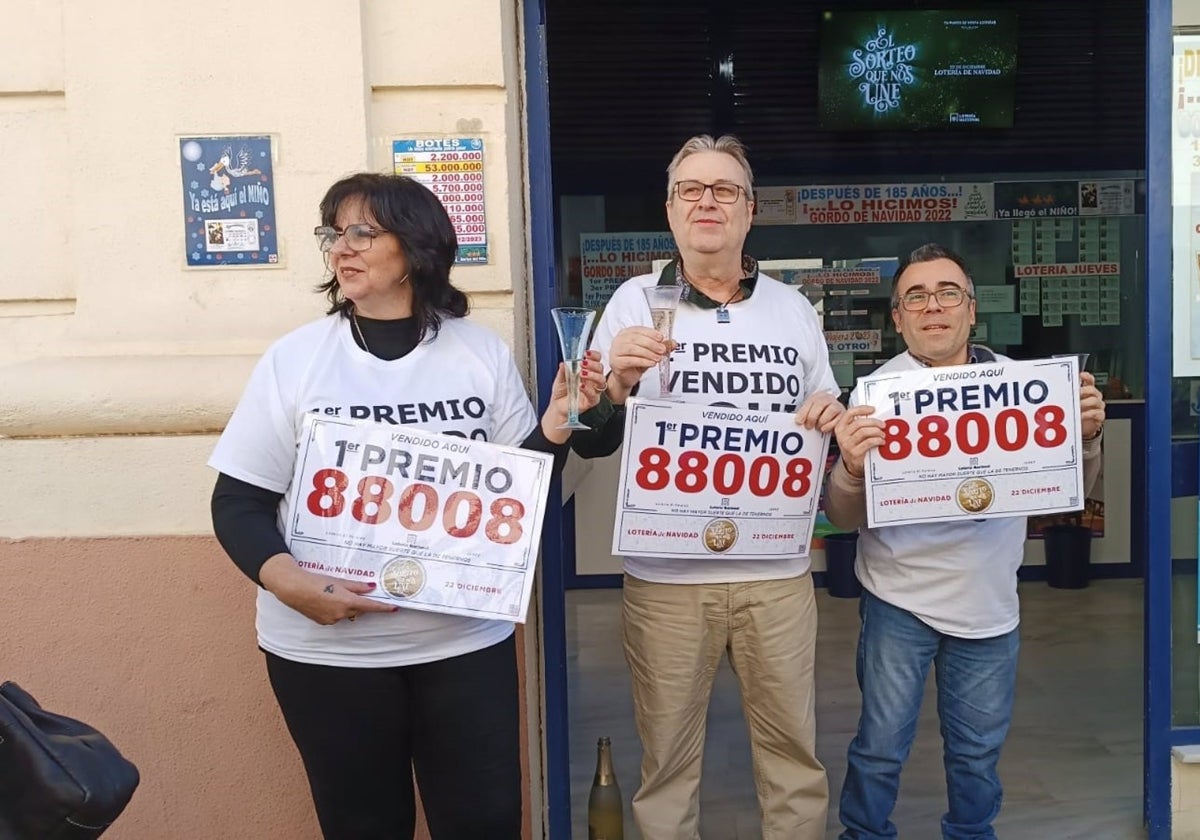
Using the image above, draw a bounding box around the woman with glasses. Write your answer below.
[208,173,605,839]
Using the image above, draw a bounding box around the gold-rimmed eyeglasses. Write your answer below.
[897,287,973,311]
[672,180,746,204]
[314,224,386,253]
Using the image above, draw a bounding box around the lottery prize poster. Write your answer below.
[859,358,1085,528]
[393,138,488,264]
[580,231,676,310]
[754,183,994,226]
[179,135,277,267]
[612,398,830,560]
[286,415,553,623]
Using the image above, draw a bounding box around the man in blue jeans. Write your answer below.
[823,243,1107,839]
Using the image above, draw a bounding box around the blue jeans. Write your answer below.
[838,590,1019,840]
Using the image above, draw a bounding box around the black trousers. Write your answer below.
[265,635,522,840]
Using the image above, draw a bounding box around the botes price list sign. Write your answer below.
[393,138,488,264]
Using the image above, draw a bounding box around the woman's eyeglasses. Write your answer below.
[897,287,973,311]
[314,224,385,253]
[672,180,746,204]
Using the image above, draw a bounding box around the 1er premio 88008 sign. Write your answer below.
[858,358,1085,527]
[286,416,553,622]
[612,399,829,560]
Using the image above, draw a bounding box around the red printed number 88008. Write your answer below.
[876,406,1068,461]
[305,468,525,545]
[634,447,813,498]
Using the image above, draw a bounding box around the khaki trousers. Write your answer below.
[622,573,828,840]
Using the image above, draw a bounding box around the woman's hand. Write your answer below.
[259,554,398,625]
[540,350,607,443]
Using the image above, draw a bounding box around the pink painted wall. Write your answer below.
[0,537,530,839]
[0,537,322,838]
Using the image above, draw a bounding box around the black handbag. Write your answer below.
[0,682,140,839]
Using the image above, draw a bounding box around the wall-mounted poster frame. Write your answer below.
[178,134,280,269]
[393,138,489,265]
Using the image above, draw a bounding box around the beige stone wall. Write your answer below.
[1179,0,1200,26]
[0,0,540,836]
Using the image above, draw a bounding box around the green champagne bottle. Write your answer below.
[587,736,623,840]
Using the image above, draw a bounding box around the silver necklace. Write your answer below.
[716,286,742,324]
[679,263,741,323]
[350,312,370,354]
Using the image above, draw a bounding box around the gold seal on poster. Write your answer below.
[955,478,995,514]
[380,557,427,598]
[702,518,739,553]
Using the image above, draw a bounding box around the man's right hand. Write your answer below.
[832,404,886,479]
[607,326,672,401]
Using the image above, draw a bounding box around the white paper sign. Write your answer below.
[1013,262,1119,277]
[779,267,882,286]
[580,232,676,310]
[205,219,260,252]
[826,329,882,353]
[755,183,994,225]
[974,286,1015,313]
[286,415,553,622]
[612,399,830,560]
[1079,179,1134,216]
[858,358,1084,527]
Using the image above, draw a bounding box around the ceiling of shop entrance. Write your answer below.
[545,0,1146,190]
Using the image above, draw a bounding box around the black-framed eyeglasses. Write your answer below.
[313,224,386,253]
[897,287,973,311]
[672,180,746,204]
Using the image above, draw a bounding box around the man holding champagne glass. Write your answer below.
[572,134,843,839]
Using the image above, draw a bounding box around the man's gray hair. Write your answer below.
[665,134,755,200]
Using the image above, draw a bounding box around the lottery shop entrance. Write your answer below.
[522,0,1171,836]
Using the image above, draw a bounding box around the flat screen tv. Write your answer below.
[818,10,1018,130]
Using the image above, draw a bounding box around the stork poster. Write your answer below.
[179,135,278,268]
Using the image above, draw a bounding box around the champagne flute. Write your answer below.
[550,307,597,430]
[1052,352,1090,373]
[643,285,684,399]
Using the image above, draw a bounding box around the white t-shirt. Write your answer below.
[209,314,538,667]
[593,271,839,584]
[851,351,1027,638]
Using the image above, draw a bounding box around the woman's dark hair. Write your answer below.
[890,242,975,308]
[316,173,469,340]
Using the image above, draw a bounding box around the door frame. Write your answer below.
[523,1,1176,836]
